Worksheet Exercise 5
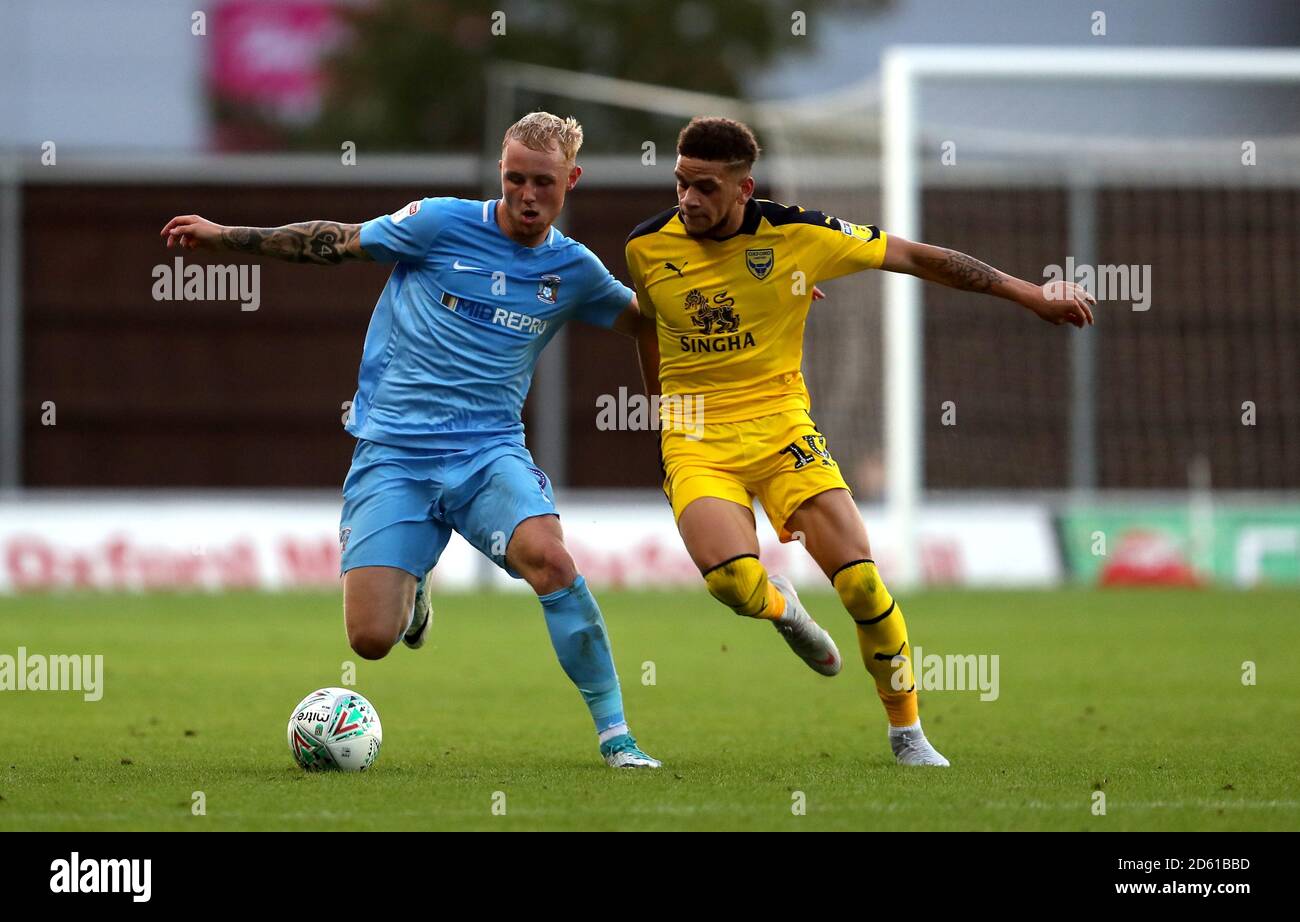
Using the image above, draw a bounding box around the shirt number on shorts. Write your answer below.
[779,434,835,470]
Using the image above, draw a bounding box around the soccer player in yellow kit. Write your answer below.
[626,117,1095,766]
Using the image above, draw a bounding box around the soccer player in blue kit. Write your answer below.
[161,112,660,768]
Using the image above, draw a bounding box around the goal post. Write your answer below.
[881,45,1300,587]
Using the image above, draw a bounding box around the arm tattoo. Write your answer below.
[915,248,1004,293]
[220,221,368,264]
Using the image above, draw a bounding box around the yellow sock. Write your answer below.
[703,555,785,621]
[832,559,920,727]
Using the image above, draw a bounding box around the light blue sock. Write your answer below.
[538,575,626,736]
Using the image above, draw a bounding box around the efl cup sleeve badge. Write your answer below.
[838,221,881,242]
[537,274,562,304]
[745,247,774,280]
[390,200,421,224]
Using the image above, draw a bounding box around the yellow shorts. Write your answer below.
[659,409,851,542]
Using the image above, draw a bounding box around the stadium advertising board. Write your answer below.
[1060,505,1300,587]
[0,498,1059,592]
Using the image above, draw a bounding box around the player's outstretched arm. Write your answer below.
[880,235,1094,328]
[160,215,372,265]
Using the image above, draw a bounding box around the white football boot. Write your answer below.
[600,733,662,769]
[889,723,950,767]
[402,568,433,649]
[768,575,841,676]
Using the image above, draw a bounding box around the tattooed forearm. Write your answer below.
[914,248,1005,294]
[219,221,368,264]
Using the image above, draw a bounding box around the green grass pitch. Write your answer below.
[2,588,1297,831]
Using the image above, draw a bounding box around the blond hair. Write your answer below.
[502,111,584,163]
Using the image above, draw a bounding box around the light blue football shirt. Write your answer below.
[347,197,633,448]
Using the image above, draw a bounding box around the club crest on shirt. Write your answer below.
[537,274,562,304]
[745,247,774,280]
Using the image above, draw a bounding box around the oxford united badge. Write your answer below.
[745,248,774,280]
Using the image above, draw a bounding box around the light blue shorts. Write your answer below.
[339,437,557,580]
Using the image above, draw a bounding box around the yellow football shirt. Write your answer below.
[625,198,888,424]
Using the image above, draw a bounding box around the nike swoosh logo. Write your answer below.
[452,259,488,272]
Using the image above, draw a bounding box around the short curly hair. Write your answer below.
[503,111,584,163]
[676,117,761,172]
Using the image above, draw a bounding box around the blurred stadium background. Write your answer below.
[2,0,1299,596]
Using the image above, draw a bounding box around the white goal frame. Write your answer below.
[881,45,1300,587]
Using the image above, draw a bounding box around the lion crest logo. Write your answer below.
[684,288,741,335]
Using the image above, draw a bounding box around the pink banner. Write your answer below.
[209,0,352,122]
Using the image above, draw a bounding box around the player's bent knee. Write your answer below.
[703,554,769,618]
[518,541,578,595]
[346,618,395,661]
